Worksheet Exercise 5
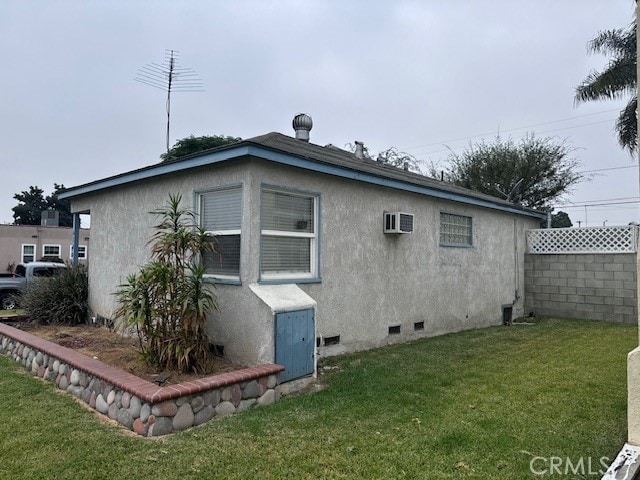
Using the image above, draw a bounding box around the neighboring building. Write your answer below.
[60,115,544,381]
[0,224,90,271]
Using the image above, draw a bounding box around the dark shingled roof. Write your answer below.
[60,130,544,219]
[244,132,543,217]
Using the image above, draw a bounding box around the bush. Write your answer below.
[21,264,88,325]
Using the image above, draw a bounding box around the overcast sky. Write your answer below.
[2,0,637,227]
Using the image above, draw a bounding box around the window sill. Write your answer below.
[258,276,322,285]
[439,243,474,249]
[203,277,242,286]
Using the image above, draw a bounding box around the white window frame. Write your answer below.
[42,244,61,258]
[439,212,473,247]
[21,244,36,263]
[198,185,242,282]
[69,245,87,260]
[260,187,319,282]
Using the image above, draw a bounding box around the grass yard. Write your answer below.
[0,317,636,479]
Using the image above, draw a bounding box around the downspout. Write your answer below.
[72,213,80,266]
[513,218,520,305]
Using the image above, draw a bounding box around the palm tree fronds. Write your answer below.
[575,58,636,102]
[575,18,637,154]
[588,23,636,58]
[617,97,637,155]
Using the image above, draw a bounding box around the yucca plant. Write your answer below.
[115,194,217,373]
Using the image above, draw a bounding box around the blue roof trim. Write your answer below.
[251,146,545,219]
[59,143,545,219]
[58,146,252,199]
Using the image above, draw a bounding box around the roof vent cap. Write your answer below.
[292,113,313,142]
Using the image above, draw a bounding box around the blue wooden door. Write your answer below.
[275,309,315,382]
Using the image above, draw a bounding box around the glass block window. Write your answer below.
[200,186,242,278]
[440,212,473,246]
[261,188,318,278]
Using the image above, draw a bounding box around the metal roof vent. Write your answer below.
[292,113,313,142]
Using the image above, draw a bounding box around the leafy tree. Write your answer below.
[115,194,217,373]
[539,210,573,228]
[432,134,583,210]
[12,184,72,227]
[12,186,47,225]
[575,20,636,154]
[550,211,573,228]
[346,143,422,173]
[160,134,242,162]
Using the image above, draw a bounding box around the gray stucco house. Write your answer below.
[60,114,545,382]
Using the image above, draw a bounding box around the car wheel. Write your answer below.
[0,293,17,310]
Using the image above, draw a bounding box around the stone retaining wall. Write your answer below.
[0,322,284,436]
[524,253,637,323]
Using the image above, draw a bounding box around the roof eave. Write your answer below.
[59,143,546,220]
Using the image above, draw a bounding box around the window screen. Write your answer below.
[70,245,87,259]
[262,191,314,233]
[200,187,242,277]
[43,245,61,257]
[21,245,35,264]
[261,236,311,273]
[261,189,317,278]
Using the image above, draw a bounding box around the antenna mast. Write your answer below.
[135,50,204,155]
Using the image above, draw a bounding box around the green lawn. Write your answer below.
[0,317,635,479]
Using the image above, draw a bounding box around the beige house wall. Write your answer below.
[628,3,640,448]
[70,157,539,366]
[0,224,90,271]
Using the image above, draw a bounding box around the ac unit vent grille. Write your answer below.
[400,214,413,232]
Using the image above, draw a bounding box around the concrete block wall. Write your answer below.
[524,253,637,323]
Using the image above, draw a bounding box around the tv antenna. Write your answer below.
[135,50,204,155]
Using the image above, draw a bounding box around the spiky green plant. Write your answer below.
[115,194,217,373]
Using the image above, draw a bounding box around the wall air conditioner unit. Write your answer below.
[383,212,414,234]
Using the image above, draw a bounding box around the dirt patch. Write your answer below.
[14,322,243,385]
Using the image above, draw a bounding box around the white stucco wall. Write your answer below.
[247,161,536,357]
[70,157,538,366]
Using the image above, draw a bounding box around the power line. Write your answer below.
[557,200,640,208]
[560,196,640,205]
[402,108,621,152]
[579,164,638,174]
[413,118,617,158]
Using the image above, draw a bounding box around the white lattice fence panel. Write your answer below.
[527,226,638,254]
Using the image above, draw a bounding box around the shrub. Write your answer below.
[22,264,89,325]
[114,194,217,373]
